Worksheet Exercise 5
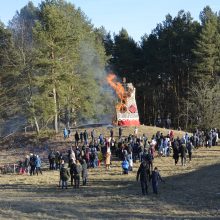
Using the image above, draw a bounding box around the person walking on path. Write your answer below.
[150,167,165,194]
[136,161,150,195]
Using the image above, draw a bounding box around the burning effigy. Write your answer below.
[107,73,140,126]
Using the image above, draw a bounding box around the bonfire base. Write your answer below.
[118,119,140,126]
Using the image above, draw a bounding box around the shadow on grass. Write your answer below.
[0,163,220,219]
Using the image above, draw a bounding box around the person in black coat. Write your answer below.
[136,161,150,195]
[179,143,187,166]
[75,131,80,146]
[69,159,75,186]
[172,140,179,165]
[29,154,36,175]
[186,141,193,162]
[110,128,114,138]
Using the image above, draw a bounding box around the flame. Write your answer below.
[107,73,125,100]
[107,73,127,111]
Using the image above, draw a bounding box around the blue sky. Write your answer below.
[1,0,220,42]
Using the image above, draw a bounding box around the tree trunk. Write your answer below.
[53,87,58,133]
[185,102,189,130]
[34,116,40,134]
[185,68,190,130]
[143,93,146,124]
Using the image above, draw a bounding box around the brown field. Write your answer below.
[0,125,220,219]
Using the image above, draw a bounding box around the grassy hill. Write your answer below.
[0,125,219,219]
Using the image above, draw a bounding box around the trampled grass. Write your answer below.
[0,126,219,219]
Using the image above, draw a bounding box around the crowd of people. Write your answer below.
[17,154,43,176]
[15,126,219,195]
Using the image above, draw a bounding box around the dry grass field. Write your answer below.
[0,125,220,219]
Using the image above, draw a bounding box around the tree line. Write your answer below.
[106,7,220,130]
[0,0,114,135]
[0,0,219,135]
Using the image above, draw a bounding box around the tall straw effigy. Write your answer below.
[107,73,140,126]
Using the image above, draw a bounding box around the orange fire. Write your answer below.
[107,73,127,111]
[107,73,125,99]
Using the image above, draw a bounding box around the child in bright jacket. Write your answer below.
[121,159,129,174]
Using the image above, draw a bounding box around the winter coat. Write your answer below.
[24,157,30,167]
[29,156,36,167]
[35,157,41,168]
[136,161,150,182]
[122,160,129,170]
[173,145,179,159]
[186,142,193,153]
[179,144,187,157]
[60,167,70,181]
[72,163,82,177]
[63,128,68,137]
[151,170,163,184]
[75,132,80,141]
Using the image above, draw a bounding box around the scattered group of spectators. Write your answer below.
[59,159,88,189]
[56,126,220,192]
[15,126,219,194]
[18,154,43,176]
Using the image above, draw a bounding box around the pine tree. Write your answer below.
[32,0,110,130]
[0,22,22,135]
[8,2,41,133]
[193,6,220,83]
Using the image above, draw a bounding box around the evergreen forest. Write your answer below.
[0,0,220,135]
